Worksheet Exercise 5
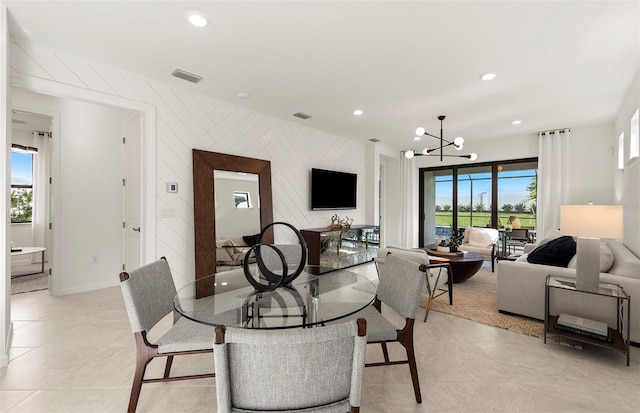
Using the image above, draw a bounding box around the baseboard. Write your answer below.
[1,321,13,367]
[55,280,119,296]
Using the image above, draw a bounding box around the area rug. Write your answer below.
[11,272,49,295]
[426,269,545,339]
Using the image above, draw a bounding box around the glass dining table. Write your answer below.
[174,266,377,329]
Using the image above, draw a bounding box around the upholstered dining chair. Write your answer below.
[376,246,453,322]
[213,318,367,413]
[346,253,427,403]
[119,258,216,413]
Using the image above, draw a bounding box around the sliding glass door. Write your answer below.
[419,158,537,248]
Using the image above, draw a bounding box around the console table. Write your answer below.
[300,225,379,274]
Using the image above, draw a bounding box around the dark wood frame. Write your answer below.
[193,150,273,297]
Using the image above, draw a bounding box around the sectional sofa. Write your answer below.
[496,239,640,343]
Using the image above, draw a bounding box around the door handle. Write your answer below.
[132,227,141,232]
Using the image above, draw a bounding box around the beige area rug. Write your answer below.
[11,263,49,295]
[426,269,545,339]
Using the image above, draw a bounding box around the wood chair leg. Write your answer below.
[381,342,390,362]
[129,354,152,413]
[163,355,174,379]
[398,321,422,403]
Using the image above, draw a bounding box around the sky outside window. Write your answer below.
[11,152,33,185]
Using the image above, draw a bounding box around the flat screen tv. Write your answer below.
[311,168,357,210]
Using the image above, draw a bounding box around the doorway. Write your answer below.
[9,110,52,294]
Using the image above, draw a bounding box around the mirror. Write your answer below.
[193,150,273,297]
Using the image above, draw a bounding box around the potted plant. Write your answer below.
[448,236,461,252]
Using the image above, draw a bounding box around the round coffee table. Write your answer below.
[426,251,484,283]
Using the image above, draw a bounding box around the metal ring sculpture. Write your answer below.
[242,222,308,291]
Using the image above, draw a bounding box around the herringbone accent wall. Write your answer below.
[10,40,367,284]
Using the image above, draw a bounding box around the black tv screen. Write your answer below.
[311,168,357,210]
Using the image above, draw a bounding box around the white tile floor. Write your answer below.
[2,262,639,412]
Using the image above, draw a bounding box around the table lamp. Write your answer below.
[560,205,623,292]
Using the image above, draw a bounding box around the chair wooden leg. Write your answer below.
[423,296,433,322]
[381,343,390,362]
[129,335,156,413]
[398,320,422,403]
[163,355,174,379]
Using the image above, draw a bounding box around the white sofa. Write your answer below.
[497,240,640,343]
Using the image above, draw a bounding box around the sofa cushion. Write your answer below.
[606,241,640,279]
[467,228,498,247]
[527,235,576,267]
[567,242,614,272]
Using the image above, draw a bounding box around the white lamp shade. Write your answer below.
[560,205,623,238]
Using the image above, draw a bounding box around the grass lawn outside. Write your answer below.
[435,212,536,229]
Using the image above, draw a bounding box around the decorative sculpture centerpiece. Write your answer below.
[243,222,308,292]
[330,214,353,230]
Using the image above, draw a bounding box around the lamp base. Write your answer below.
[575,237,601,293]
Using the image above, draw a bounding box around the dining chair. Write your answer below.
[119,258,216,413]
[353,253,427,403]
[213,318,367,413]
[376,246,453,322]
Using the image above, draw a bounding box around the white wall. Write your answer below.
[12,88,129,294]
[1,4,11,367]
[614,71,640,256]
[8,38,368,291]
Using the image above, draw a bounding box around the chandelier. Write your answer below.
[404,115,477,161]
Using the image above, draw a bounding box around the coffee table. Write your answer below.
[425,251,484,283]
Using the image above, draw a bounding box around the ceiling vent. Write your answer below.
[171,68,204,84]
[293,112,312,120]
[369,138,381,143]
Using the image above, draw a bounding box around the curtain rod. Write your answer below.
[537,128,571,135]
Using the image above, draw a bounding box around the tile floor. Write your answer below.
[2,262,639,412]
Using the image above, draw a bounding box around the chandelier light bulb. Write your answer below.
[405,150,415,159]
[454,136,464,146]
[422,148,430,155]
[455,144,463,151]
[469,153,478,161]
[415,127,426,136]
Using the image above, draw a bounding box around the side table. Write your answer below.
[544,275,631,366]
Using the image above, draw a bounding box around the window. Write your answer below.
[420,158,537,247]
[11,146,35,223]
[630,109,639,159]
[234,191,251,208]
[618,132,625,169]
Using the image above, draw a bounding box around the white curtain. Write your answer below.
[537,129,570,239]
[32,131,50,263]
[400,154,417,247]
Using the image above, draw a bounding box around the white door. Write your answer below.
[123,113,142,271]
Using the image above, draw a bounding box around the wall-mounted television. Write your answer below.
[311,168,357,210]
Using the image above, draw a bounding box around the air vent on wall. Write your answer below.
[171,68,204,84]
[293,112,312,120]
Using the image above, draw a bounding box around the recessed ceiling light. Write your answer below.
[414,136,421,141]
[353,109,363,116]
[187,12,208,28]
[237,92,251,99]
[480,73,496,81]
[512,119,522,125]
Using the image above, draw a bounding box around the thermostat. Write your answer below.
[167,182,178,193]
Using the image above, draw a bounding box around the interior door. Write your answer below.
[123,113,141,271]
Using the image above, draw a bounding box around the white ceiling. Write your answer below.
[4,1,639,151]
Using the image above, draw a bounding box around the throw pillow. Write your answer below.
[527,235,576,267]
[243,233,261,246]
[468,228,496,247]
[566,242,615,272]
